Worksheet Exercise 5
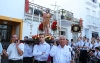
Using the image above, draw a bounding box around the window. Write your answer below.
[72,33,78,42]
[59,31,65,35]
[86,8,90,15]
[91,0,97,3]
[0,25,12,42]
[92,10,96,16]
[92,32,98,39]
[99,12,100,18]
[86,8,90,23]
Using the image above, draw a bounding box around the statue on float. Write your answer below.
[41,8,51,34]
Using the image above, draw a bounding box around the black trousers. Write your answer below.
[79,50,87,63]
[97,59,100,63]
[8,60,22,63]
[51,57,53,63]
[34,60,46,63]
[23,57,33,63]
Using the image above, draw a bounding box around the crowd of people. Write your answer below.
[0,33,100,63]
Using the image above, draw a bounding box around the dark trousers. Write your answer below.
[34,60,46,63]
[79,50,87,63]
[8,60,22,63]
[97,59,100,63]
[51,57,53,63]
[23,57,33,63]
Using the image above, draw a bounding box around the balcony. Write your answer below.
[86,15,100,27]
[85,0,98,8]
[24,3,77,27]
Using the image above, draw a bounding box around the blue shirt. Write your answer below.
[0,43,3,54]
[23,44,33,57]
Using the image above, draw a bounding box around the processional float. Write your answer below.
[21,5,60,44]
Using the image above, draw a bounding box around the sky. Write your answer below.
[29,0,100,10]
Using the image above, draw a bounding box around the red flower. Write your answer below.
[51,21,58,31]
[38,22,43,31]
[52,21,57,25]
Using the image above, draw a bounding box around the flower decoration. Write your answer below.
[51,20,60,31]
[38,22,44,31]
[32,34,40,42]
[51,21,57,31]
[45,35,54,43]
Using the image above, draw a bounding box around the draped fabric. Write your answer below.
[25,0,29,13]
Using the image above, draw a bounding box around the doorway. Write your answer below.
[0,25,12,49]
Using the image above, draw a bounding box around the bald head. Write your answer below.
[59,35,66,39]
[59,35,66,48]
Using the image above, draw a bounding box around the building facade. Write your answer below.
[56,0,100,40]
[0,0,100,48]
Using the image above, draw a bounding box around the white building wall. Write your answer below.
[0,0,100,40]
[0,0,25,19]
[22,21,39,40]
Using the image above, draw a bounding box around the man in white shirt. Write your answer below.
[2,34,24,63]
[95,39,100,47]
[33,33,50,63]
[50,35,72,63]
[78,36,89,63]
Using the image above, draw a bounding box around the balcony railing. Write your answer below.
[85,0,98,8]
[25,2,75,23]
[86,15,100,26]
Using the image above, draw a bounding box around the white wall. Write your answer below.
[0,0,25,19]
[22,21,39,40]
[15,25,19,38]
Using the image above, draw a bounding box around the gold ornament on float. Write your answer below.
[71,24,81,33]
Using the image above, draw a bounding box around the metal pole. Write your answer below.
[59,10,61,36]
[30,0,34,37]
[56,6,59,36]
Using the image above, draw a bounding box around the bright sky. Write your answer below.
[29,0,77,11]
[29,0,100,10]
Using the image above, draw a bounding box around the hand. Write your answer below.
[70,60,74,63]
[16,40,20,46]
[79,46,82,48]
[2,49,6,54]
[54,42,57,46]
[42,52,45,55]
[83,46,87,48]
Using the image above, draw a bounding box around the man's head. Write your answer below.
[97,39,99,43]
[71,39,73,42]
[39,33,45,43]
[87,38,89,42]
[66,39,69,45]
[83,36,86,41]
[24,36,28,40]
[12,34,18,42]
[46,8,50,13]
[92,37,95,41]
[59,35,66,48]
[95,47,100,52]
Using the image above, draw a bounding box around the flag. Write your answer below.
[25,0,29,13]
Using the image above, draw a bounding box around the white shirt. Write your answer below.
[89,43,96,50]
[95,42,100,47]
[7,43,24,60]
[50,45,71,63]
[77,40,89,50]
[33,42,50,61]
[23,44,33,57]
[94,51,100,59]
